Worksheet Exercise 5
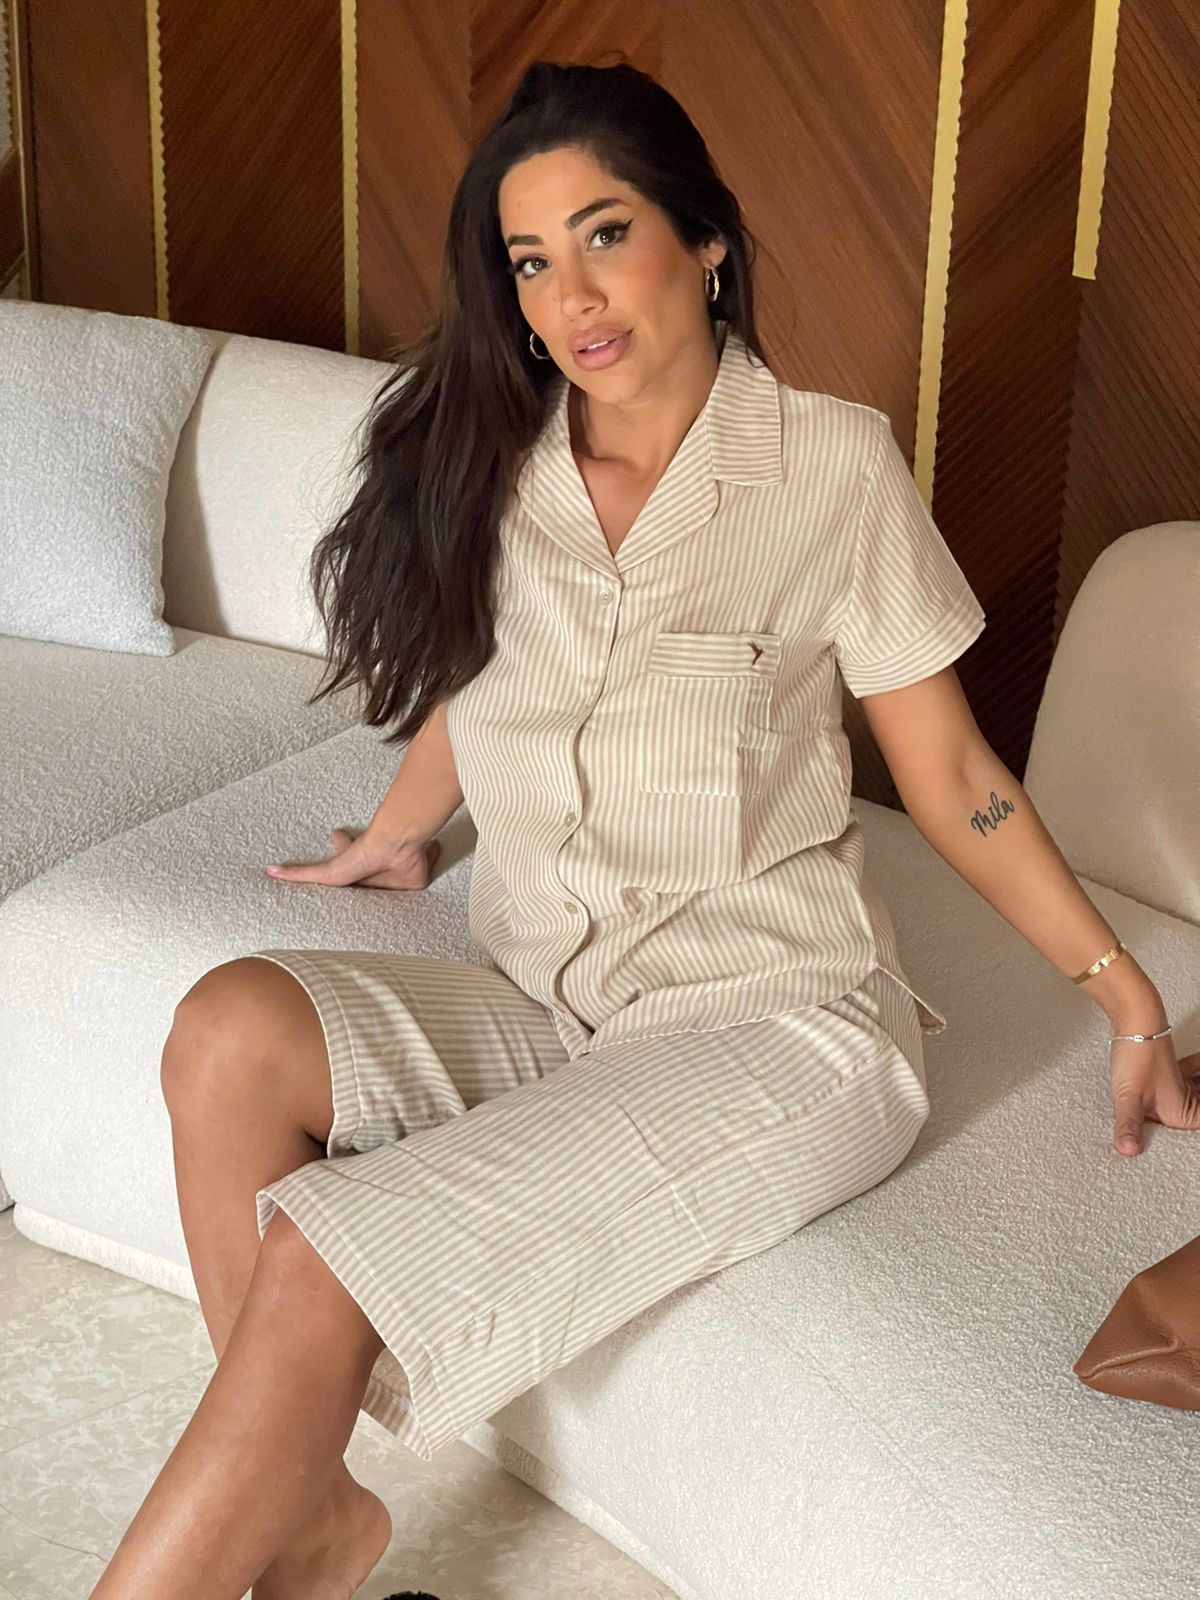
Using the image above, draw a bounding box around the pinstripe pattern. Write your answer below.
[243,320,981,1460]
[446,318,987,1059]
[249,951,927,1460]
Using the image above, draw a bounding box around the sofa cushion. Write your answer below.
[1024,521,1200,926]
[0,719,477,1261]
[0,302,213,655]
[0,628,359,903]
[1,765,1195,1598]
[161,327,394,656]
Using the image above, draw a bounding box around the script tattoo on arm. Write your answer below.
[969,789,1016,839]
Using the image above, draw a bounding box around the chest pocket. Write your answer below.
[637,629,781,796]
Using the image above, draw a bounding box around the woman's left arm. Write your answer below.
[861,671,1200,1158]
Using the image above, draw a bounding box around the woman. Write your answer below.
[90,57,1200,1600]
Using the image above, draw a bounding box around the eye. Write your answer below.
[508,219,630,282]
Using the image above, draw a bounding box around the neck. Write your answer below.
[568,322,723,481]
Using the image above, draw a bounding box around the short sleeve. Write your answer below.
[833,411,986,697]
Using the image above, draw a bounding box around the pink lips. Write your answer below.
[572,330,633,370]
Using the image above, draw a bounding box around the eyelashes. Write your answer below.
[507,220,631,281]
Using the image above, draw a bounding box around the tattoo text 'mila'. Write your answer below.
[969,789,1016,839]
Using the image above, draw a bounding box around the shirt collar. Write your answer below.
[514,319,783,573]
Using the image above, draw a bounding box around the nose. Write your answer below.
[555,261,606,322]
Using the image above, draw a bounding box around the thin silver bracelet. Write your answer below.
[1107,1025,1173,1044]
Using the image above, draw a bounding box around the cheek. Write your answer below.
[615,244,678,300]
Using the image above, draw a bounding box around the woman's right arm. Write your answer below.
[367,699,465,848]
[263,700,465,889]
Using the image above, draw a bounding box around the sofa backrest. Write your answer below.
[1024,520,1199,925]
[161,326,393,656]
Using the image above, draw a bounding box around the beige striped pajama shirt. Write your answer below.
[249,319,987,1461]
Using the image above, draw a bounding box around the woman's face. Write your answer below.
[497,145,726,396]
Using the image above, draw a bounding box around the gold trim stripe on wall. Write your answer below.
[7,0,33,295]
[145,0,167,318]
[342,0,359,354]
[913,0,970,506]
[1073,0,1121,280]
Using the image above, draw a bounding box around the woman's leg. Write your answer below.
[157,958,390,1592]
[87,1203,387,1599]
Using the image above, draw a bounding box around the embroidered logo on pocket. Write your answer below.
[637,634,774,798]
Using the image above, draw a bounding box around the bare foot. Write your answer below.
[251,1471,392,1600]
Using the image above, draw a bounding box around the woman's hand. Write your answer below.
[1108,1035,1200,1157]
[264,827,442,892]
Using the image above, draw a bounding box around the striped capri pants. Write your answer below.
[243,950,930,1461]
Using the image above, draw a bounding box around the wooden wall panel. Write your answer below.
[21,0,156,314]
[0,147,21,284]
[470,1,657,143]
[667,0,947,450]
[355,0,471,358]
[933,0,1096,782]
[12,1,1192,810]
[158,0,344,347]
[1061,0,1200,594]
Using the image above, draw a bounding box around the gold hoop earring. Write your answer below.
[705,265,720,303]
[529,330,551,361]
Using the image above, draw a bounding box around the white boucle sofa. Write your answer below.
[1,311,1198,1599]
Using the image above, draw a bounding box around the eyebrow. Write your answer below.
[504,197,625,249]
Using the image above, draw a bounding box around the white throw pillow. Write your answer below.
[0,301,214,654]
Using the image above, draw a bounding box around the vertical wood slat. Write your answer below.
[665,0,949,454]
[22,0,156,314]
[470,0,657,143]
[1061,0,1200,604]
[158,0,343,349]
[934,0,1098,781]
[355,0,470,359]
[0,150,22,284]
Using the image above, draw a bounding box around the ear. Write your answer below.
[706,238,728,272]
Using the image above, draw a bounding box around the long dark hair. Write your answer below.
[305,57,770,745]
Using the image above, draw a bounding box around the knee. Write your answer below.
[160,956,286,1114]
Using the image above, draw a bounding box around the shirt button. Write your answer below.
[563,900,580,915]
[564,809,578,827]
[599,589,613,605]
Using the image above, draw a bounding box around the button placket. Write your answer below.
[554,571,616,938]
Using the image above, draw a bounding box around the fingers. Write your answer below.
[1111,1086,1144,1157]
[265,828,358,882]
[1111,1060,1200,1156]
[264,853,351,884]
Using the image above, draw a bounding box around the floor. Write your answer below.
[0,1210,676,1599]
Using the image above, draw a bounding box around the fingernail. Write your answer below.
[266,865,282,874]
